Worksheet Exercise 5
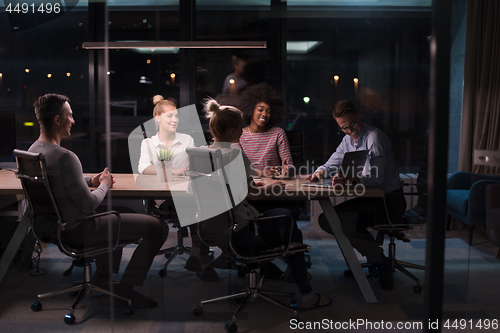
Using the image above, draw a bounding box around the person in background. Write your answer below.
[29,93,168,308]
[204,98,331,309]
[221,55,249,96]
[305,99,406,290]
[138,95,219,281]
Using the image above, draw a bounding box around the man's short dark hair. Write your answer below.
[34,94,70,130]
[333,100,357,118]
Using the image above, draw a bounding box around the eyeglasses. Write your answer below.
[338,121,357,131]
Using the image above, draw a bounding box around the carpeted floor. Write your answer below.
[0,213,499,333]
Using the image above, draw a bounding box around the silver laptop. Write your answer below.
[302,150,369,188]
[338,150,369,178]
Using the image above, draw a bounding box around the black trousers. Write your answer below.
[62,213,169,286]
[318,189,406,263]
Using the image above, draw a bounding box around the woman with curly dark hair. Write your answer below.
[233,82,294,178]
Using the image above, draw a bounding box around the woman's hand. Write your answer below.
[172,166,189,176]
[280,158,288,179]
[262,166,280,178]
[254,180,265,187]
[248,179,285,199]
[263,159,289,179]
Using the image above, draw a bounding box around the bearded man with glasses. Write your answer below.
[305,99,406,290]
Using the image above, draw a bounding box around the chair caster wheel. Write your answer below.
[413,285,422,293]
[64,314,75,324]
[225,322,238,332]
[305,260,312,269]
[290,299,298,309]
[193,306,203,316]
[343,270,352,277]
[208,250,215,260]
[159,269,167,277]
[123,308,133,315]
[31,301,42,311]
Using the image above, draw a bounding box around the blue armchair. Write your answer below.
[446,172,500,245]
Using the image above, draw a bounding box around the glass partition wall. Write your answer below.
[2,0,499,330]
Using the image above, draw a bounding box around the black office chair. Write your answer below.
[186,147,311,332]
[13,149,139,324]
[372,202,427,293]
[285,130,305,171]
[342,143,428,293]
[148,200,192,277]
[355,146,428,293]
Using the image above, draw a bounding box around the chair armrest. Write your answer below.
[486,183,500,212]
[58,211,123,257]
[186,170,212,177]
[229,214,297,261]
[469,180,500,215]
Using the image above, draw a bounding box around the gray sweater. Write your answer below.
[28,141,108,230]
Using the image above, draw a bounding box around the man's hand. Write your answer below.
[332,175,360,187]
[90,172,102,187]
[98,167,113,188]
[305,169,325,182]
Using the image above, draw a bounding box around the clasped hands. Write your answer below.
[90,167,115,188]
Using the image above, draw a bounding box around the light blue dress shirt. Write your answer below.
[316,122,403,194]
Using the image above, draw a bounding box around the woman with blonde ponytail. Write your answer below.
[204,99,331,309]
[139,96,219,282]
[138,95,194,175]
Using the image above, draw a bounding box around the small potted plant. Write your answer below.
[156,148,174,182]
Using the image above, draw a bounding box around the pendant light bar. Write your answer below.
[82,41,267,49]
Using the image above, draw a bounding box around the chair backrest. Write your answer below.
[13,149,63,243]
[285,130,304,167]
[186,147,238,252]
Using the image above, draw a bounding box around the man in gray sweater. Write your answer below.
[29,93,168,308]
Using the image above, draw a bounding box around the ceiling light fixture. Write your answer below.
[82,41,267,50]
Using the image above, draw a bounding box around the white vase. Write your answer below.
[156,160,173,182]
